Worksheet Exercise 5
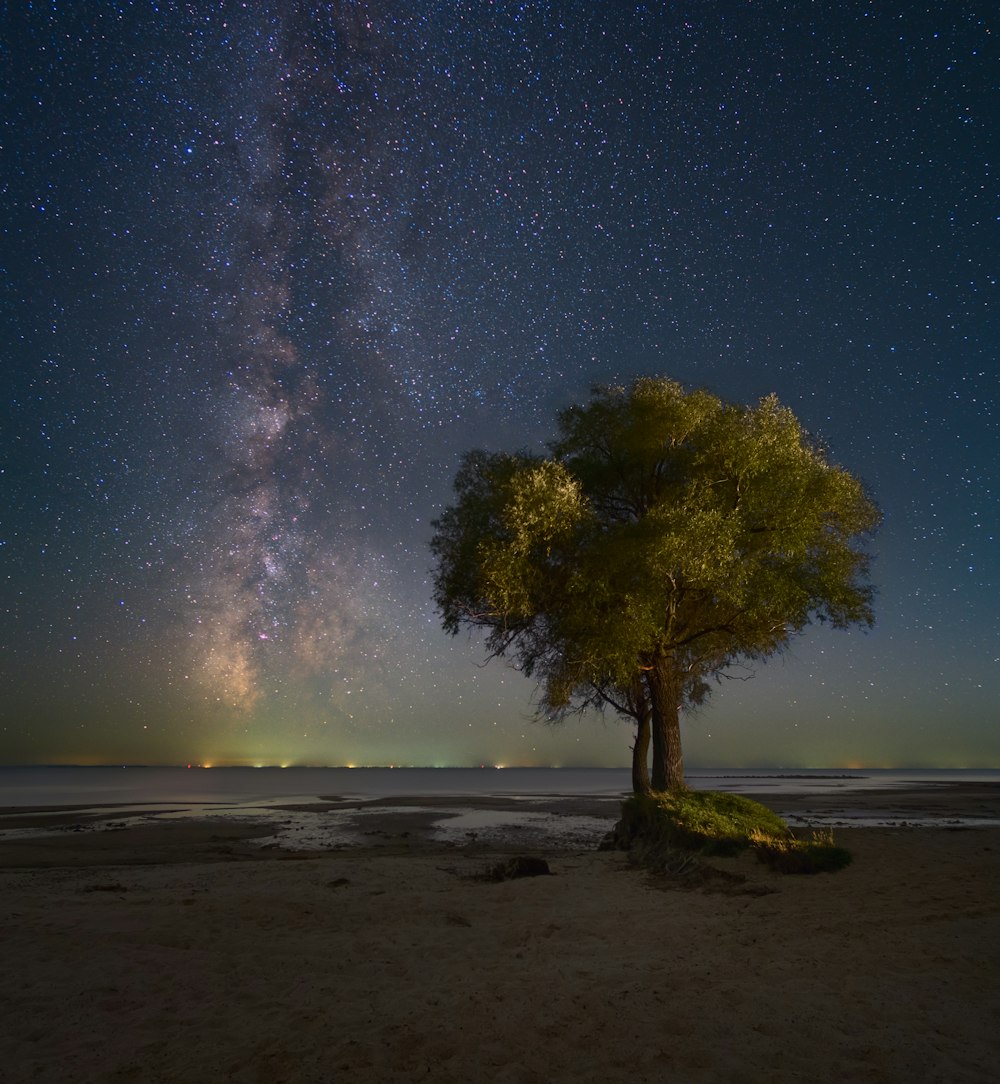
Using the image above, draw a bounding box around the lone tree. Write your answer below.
[431,377,879,792]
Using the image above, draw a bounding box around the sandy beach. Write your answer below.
[2,786,999,1083]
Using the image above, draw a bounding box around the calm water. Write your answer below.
[2,764,999,809]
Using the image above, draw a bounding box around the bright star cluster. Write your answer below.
[2,3,997,768]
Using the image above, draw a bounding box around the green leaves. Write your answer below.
[430,376,880,740]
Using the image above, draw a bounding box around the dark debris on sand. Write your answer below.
[477,855,553,882]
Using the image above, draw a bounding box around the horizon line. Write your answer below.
[1,762,998,772]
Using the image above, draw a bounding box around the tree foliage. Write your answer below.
[431,377,880,791]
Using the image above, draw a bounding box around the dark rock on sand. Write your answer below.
[481,855,552,882]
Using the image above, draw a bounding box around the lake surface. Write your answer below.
[1,765,999,843]
[2,764,998,809]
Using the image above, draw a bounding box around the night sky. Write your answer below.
[3,2,997,769]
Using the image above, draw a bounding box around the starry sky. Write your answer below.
[3,2,997,769]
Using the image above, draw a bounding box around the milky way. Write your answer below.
[3,3,997,767]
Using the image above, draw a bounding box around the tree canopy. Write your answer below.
[431,377,880,792]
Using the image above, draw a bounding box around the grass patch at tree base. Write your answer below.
[604,790,851,875]
[751,827,853,874]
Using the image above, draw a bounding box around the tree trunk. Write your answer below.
[645,659,685,792]
[631,706,651,794]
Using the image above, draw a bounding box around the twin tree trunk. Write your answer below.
[634,658,685,793]
[631,708,651,795]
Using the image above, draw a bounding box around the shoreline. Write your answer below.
[1,781,999,857]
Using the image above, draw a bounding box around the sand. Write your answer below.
[2,788,999,1083]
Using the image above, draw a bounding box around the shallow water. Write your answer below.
[4,764,999,810]
[2,766,998,845]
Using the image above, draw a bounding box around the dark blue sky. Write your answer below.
[3,2,996,767]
